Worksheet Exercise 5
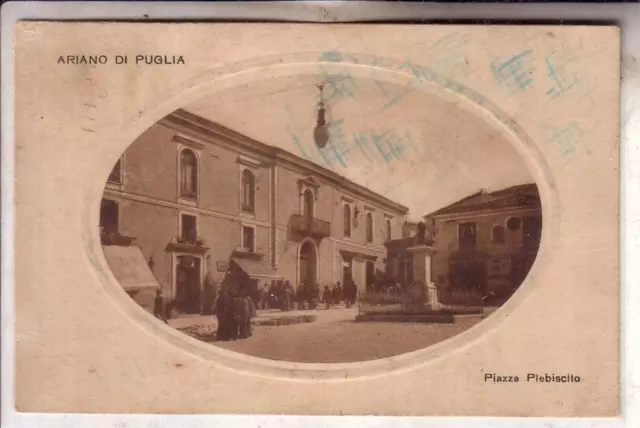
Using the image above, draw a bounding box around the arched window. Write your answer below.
[303,189,314,218]
[366,212,373,243]
[492,225,506,244]
[179,149,198,199]
[242,169,255,212]
[343,204,352,237]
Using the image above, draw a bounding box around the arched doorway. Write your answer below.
[299,239,317,287]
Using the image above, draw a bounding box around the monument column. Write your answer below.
[406,244,441,310]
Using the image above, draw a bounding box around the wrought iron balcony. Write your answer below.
[289,214,331,238]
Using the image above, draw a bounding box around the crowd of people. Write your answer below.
[258,280,359,311]
[152,277,372,342]
[214,288,257,341]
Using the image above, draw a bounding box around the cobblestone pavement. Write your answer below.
[213,309,482,363]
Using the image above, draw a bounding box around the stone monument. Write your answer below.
[405,222,441,311]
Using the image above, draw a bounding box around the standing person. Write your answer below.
[234,294,251,339]
[201,270,217,315]
[268,281,277,309]
[310,284,319,309]
[297,283,305,310]
[323,285,331,310]
[242,295,256,338]
[336,282,343,306]
[215,289,230,341]
[282,281,293,312]
[259,282,269,310]
[153,289,168,324]
[346,281,357,308]
[216,288,237,341]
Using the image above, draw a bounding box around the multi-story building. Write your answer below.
[100,109,408,313]
[384,184,541,303]
[426,184,542,301]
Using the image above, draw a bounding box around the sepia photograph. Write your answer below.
[100,73,542,363]
[10,20,621,417]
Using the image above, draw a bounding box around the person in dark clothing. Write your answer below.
[216,289,237,341]
[153,289,168,324]
[282,281,294,311]
[323,285,331,310]
[237,296,256,339]
[234,296,251,339]
[345,281,357,308]
[331,284,339,305]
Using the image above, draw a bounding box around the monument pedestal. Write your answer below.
[406,245,441,311]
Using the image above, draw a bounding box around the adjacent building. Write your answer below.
[385,184,542,304]
[100,109,408,313]
[427,184,542,301]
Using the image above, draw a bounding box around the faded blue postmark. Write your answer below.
[286,103,416,171]
[317,51,360,104]
[544,122,590,161]
[490,50,535,95]
[545,52,592,101]
[430,32,471,78]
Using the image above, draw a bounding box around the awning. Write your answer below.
[339,249,379,262]
[230,258,283,280]
[102,245,161,292]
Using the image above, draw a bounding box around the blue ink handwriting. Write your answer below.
[318,51,359,104]
[545,52,592,101]
[545,122,589,160]
[491,50,535,95]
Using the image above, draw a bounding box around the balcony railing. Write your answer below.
[289,214,331,238]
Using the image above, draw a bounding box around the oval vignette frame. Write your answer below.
[81,53,561,382]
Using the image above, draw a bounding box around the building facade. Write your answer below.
[426,184,542,302]
[383,184,541,304]
[100,109,408,313]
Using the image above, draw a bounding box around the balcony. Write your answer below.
[164,236,210,255]
[289,214,331,238]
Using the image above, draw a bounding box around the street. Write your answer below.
[170,306,482,363]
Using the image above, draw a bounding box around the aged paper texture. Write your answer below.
[13,22,620,416]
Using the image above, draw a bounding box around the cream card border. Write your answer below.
[2,2,639,427]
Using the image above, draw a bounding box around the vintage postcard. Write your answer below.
[12,22,619,416]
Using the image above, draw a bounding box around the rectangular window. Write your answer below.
[181,214,197,244]
[492,225,506,244]
[386,218,392,241]
[107,158,123,185]
[242,226,255,252]
[458,222,477,250]
[343,204,352,238]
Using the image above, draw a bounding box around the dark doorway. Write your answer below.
[100,199,119,233]
[366,261,375,291]
[176,255,201,314]
[299,240,317,287]
[342,257,353,288]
